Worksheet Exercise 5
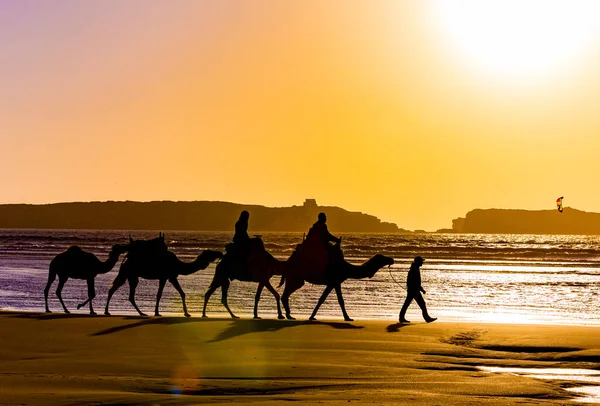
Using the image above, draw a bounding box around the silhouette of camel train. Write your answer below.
[44,212,408,322]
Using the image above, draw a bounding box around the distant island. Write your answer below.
[0,199,407,233]
[445,207,600,234]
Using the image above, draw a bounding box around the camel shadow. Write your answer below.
[90,316,227,336]
[11,311,105,320]
[386,322,410,333]
[209,319,363,343]
[89,316,363,342]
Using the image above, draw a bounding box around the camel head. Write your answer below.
[371,254,394,269]
[348,254,394,279]
[110,244,128,257]
[197,249,224,264]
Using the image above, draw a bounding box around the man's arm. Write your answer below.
[323,225,341,243]
[326,232,341,243]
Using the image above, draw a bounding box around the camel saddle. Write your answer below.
[224,237,271,280]
[124,236,169,263]
[292,240,344,275]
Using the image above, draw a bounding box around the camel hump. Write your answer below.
[65,246,90,259]
[124,236,168,258]
[292,240,344,275]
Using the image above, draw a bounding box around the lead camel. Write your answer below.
[280,242,394,321]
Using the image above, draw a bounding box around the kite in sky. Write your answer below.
[556,196,564,213]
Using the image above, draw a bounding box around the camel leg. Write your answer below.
[155,279,167,316]
[221,278,238,319]
[203,262,228,318]
[309,285,334,321]
[88,278,96,315]
[77,297,90,310]
[44,270,57,313]
[105,273,126,316]
[76,278,96,315]
[203,275,227,318]
[334,284,353,322]
[264,281,284,320]
[253,283,264,319]
[169,277,190,317]
[282,278,304,320]
[202,281,220,318]
[128,277,146,317]
[56,276,69,314]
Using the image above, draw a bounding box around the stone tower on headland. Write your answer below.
[303,199,318,208]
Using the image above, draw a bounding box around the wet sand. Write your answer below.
[1,311,599,404]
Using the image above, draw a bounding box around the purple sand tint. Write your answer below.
[2,230,600,323]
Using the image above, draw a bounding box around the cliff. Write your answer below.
[448,207,600,234]
[0,200,407,233]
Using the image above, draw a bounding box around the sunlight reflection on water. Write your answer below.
[478,367,600,403]
[2,230,600,323]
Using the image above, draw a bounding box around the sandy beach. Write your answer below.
[1,312,600,404]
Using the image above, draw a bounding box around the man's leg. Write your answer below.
[399,294,413,322]
[414,292,436,322]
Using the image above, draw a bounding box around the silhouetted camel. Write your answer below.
[44,244,127,314]
[105,249,223,317]
[202,238,287,319]
[280,243,394,321]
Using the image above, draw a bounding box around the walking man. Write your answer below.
[399,256,437,323]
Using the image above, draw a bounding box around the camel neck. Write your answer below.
[178,256,212,276]
[98,253,121,275]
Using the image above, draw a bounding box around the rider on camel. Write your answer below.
[306,212,341,246]
[233,210,250,244]
[303,213,341,271]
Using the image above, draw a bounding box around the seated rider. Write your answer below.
[303,213,341,269]
[307,212,341,246]
[229,210,265,266]
[233,210,250,244]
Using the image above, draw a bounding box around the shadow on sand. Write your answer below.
[85,316,363,342]
[386,322,410,333]
[208,319,363,343]
[10,311,105,321]
[90,316,226,337]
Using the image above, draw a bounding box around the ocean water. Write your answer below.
[1,229,600,324]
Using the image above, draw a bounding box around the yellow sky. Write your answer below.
[3,1,600,230]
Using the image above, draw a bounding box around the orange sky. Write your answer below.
[3,1,600,231]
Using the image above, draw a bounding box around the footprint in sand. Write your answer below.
[441,329,487,347]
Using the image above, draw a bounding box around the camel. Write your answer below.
[104,249,223,317]
[280,242,394,321]
[44,244,127,315]
[202,238,287,320]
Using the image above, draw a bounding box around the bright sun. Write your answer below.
[431,1,600,81]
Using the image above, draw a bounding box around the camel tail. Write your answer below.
[278,275,285,288]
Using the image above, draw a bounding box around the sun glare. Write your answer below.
[431,0,600,82]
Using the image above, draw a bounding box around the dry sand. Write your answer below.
[1,311,600,405]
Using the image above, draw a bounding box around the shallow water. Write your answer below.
[478,366,600,403]
[2,229,600,323]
